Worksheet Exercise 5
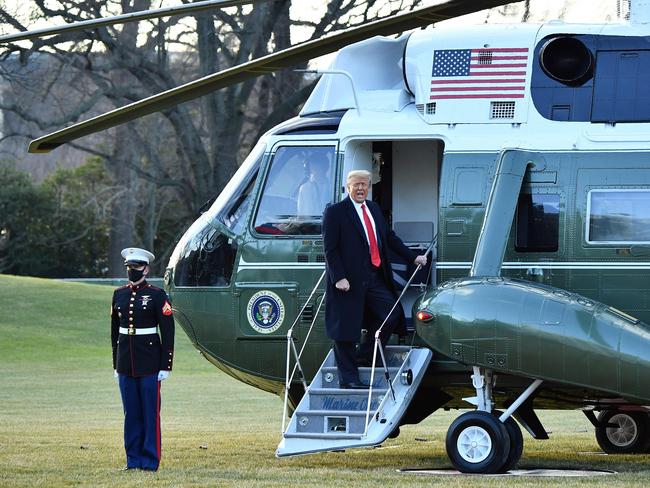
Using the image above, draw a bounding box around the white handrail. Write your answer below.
[289,293,326,385]
[281,270,326,433]
[363,237,437,434]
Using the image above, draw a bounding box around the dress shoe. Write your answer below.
[339,381,369,389]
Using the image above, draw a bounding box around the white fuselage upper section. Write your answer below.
[298,19,650,154]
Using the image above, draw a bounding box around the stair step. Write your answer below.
[295,410,376,417]
[308,388,385,412]
[309,388,387,395]
[319,367,401,389]
[292,409,379,434]
[321,366,400,373]
[283,432,364,440]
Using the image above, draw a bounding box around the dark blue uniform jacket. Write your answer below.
[111,281,175,376]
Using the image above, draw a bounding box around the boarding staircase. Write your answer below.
[276,345,431,456]
[277,238,435,457]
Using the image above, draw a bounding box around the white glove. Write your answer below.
[157,370,170,381]
[114,370,119,379]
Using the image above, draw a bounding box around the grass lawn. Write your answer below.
[1,274,650,487]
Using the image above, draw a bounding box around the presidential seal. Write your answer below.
[247,290,285,334]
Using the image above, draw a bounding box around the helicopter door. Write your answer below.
[341,139,440,252]
[342,139,441,330]
[389,140,439,252]
[389,140,440,329]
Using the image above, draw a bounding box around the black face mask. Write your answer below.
[127,268,145,283]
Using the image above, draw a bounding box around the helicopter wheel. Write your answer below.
[493,411,524,472]
[446,411,510,474]
[595,410,650,454]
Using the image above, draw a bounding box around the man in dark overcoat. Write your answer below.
[322,170,427,388]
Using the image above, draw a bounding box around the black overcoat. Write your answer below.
[322,197,417,342]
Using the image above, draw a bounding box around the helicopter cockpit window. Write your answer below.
[253,146,335,236]
[587,190,650,244]
[515,194,560,252]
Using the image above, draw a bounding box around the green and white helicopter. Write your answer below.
[9,0,650,474]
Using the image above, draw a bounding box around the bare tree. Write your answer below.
[0,0,424,275]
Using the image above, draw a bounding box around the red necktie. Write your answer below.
[361,203,381,267]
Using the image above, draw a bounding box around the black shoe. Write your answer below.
[140,467,158,472]
[339,381,369,389]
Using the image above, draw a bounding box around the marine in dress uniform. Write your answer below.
[111,247,174,471]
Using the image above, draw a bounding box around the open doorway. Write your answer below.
[343,138,443,329]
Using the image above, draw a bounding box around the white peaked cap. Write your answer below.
[121,247,155,264]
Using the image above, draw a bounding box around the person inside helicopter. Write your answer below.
[254,146,335,235]
[297,153,332,218]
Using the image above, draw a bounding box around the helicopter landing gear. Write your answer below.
[445,367,541,474]
[594,410,650,454]
[446,411,510,473]
[494,410,524,472]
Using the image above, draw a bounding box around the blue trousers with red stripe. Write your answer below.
[118,373,161,470]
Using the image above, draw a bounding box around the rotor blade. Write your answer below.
[0,0,265,43]
[29,0,513,153]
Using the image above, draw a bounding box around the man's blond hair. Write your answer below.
[346,170,372,185]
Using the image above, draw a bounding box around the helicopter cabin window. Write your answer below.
[254,146,335,236]
[515,194,560,252]
[587,189,650,244]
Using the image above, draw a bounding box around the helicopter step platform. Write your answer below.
[276,345,432,457]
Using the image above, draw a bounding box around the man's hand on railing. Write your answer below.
[414,255,427,267]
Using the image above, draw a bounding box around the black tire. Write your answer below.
[595,410,650,454]
[446,411,511,474]
[494,411,524,473]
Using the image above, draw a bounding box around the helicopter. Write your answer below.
[8,0,650,475]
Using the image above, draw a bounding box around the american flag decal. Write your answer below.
[430,47,529,100]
